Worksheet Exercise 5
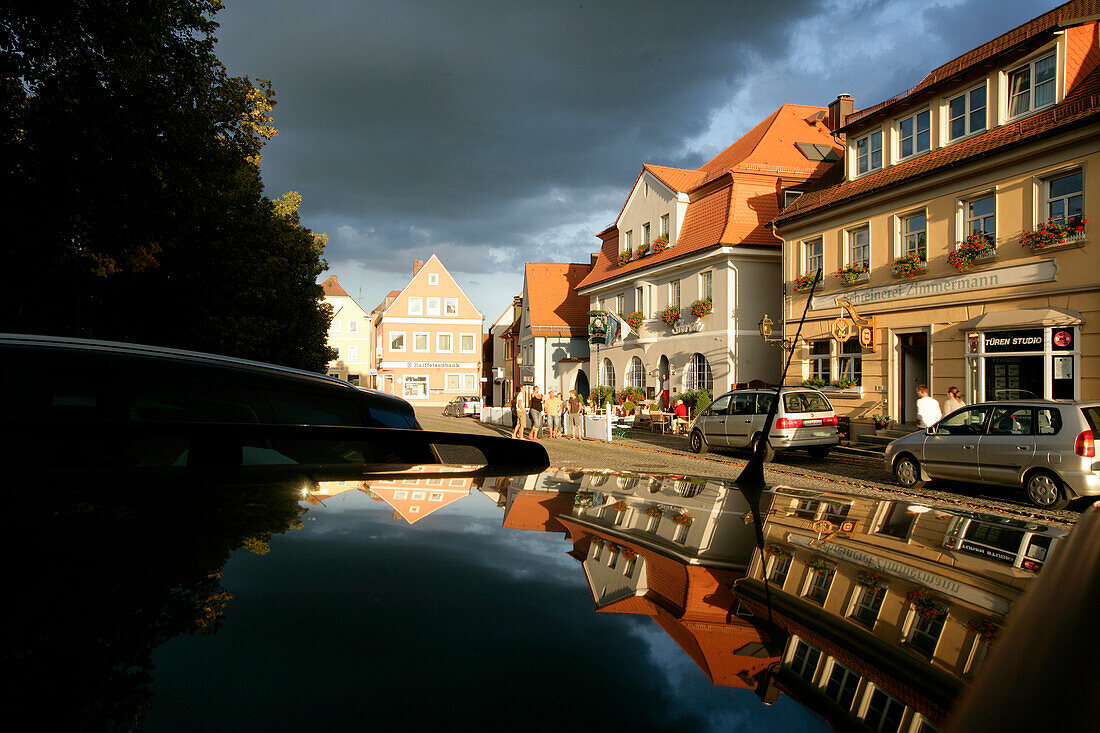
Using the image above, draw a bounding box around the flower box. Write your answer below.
[803,557,834,574]
[652,234,669,253]
[618,249,633,266]
[892,254,926,278]
[634,243,650,258]
[689,298,713,318]
[834,262,869,285]
[967,617,1000,643]
[1022,217,1087,249]
[626,311,644,330]
[793,272,822,292]
[906,587,948,621]
[659,305,681,327]
[671,513,693,527]
[644,506,663,518]
[948,232,996,272]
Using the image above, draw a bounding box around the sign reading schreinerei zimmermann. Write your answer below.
[810,261,1057,311]
[787,534,1011,614]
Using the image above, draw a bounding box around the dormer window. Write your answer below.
[783,190,803,207]
[1008,52,1056,118]
[898,110,930,159]
[624,230,633,250]
[643,222,651,244]
[855,130,882,175]
[948,85,986,140]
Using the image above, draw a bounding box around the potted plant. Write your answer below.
[659,304,681,327]
[871,413,889,429]
[801,378,828,388]
[906,587,948,621]
[634,242,650,258]
[967,616,1000,643]
[793,272,822,292]
[618,249,633,266]
[835,261,869,285]
[831,377,859,390]
[803,557,834,574]
[611,501,629,513]
[591,385,615,408]
[763,543,791,559]
[892,253,925,278]
[625,310,644,330]
[947,231,996,272]
[856,570,888,591]
[644,506,663,518]
[689,297,713,318]
[652,234,669,252]
[622,547,637,560]
[671,513,693,527]
[1021,216,1088,249]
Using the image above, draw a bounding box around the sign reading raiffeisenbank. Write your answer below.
[810,261,1057,311]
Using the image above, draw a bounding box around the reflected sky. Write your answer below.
[146,486,824,731]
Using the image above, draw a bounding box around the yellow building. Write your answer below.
[773,2,1099,427]
[322,275,374,387]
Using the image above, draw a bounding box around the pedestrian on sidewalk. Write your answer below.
[511,387,528,439]
[545,390,563,438]
[567,389,584,439]
[943,386,965,415]
[916,384,942,429]
[528,386,544,441]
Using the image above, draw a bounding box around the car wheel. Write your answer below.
[690,430,709,454]
[893,454,925,488]
[807,446,830,461]
[1025,470,1069,510]
[750,435,775,462]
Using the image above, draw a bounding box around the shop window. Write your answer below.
[902,212,927,260]
[947,85,987,140]
[788,639,821,683]
[825,661,861,711]
[402,376,428,399]
[809,341,831,382]
[1045,170,1084,228]
[898,109,930,158]
[839,339,861,383]
[1008,52,1056,117]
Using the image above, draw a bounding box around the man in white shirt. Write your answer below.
[916,384,942,429]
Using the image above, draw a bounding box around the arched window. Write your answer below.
[685,353,713,393]
[601,358,616,389]
[627,356,646,390]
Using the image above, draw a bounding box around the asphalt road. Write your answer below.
[417,408,1088,527]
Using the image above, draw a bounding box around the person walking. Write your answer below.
[511,387,528,439]
[916,384,942,429]
[528,386,544,441]
[943,386,966,415]
[567,389,584,439]
[545,390,563,438]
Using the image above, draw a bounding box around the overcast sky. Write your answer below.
[215,0,1053,326]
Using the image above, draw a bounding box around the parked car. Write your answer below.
[444,395,482,417]
[689,387,839,460]
[883,399,1099,510]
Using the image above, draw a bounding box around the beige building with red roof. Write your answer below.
[517,262,593,395]
[576,104,842,403]
[372,255,484,405]
[773,0,1100,429]
[322,275,374,387]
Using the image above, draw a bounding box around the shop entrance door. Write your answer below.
[898,333,928,424]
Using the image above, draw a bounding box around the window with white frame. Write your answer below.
[824,660,861,711]
[965,194,996,237]
[948,85,987,140]
[437,333,452,352]
[839,339,861,383]
[847,226,870,267]
[428,273,439,285]
[803,238,823,274]
[408,297,423,316]
[788,639,821,683]
[411,491,426,500]
[348,346,358,361]
[635,285,648,317]
[429,492,444,501]
[614,294,624,315]
[809,341,831,382]
[783,190,803,207]
[627,356,646,389]
[427,297,441,316]
[465,373,476,391]
[863,686,906,733]
[851,583,886,628]
[907,606,946,659]
[643,222,651,244]
[330,319,341,334]
[402,376,428,399]
[699,271,712,300]
[855,130,883,175]
[625,230,633,250]
[1008,52,1056,118]
[460,333,476,352]
[1045,170,1083,224]
[768,554,791,588]
[898,109,930,158]
[803,564,834,605]
[444,298,458,315]
[413,333,429,352]
[600,358,616,389]
[394,490,408,500]
[685,353,713,393]
[660,214,669,237]
[348,320,358,334]
[390,332,406,351]
[446,374,461,391]
[902,211,927,260]
[669,280,680,307]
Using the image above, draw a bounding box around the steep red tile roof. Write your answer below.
[842,0,1100,130]
[524,262,594,337]
[321,275,350,297]
[776,67,1100,226]
[578,104,839,290]
[501,490,576,533]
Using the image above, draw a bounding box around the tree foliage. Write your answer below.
[0,0,334,371]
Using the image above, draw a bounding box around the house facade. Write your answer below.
[322,275,374,387]
[576,104,843,404]
[773,1,1100,425]
[488,296,522,406]
[372,255,484,405]
[517,262,592,396]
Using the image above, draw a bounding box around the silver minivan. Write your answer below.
[883,400,1100,510]
[689,388,839,460]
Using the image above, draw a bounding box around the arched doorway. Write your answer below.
[574,370,590,399]
[658,355,670,409]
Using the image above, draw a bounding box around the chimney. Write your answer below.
[590,252,599,267]
[827,94,854,131]
[413,259,424,276]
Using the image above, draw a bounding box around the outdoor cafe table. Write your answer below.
[650,412,672,434]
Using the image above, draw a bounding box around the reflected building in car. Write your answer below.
[365,468,475,523]
[733,487,1053,731]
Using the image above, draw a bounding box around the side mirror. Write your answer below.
[926,426,936,436]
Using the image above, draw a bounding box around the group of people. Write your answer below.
[915,384,966,428]
[510,386,586,441]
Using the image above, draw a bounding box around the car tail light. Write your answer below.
[1075,430,1095,457]
[822,416,838,426]
[775,417,801,429]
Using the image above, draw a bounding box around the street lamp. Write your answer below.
[758,313,795,350]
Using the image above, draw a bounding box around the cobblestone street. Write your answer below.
[417,409,1087,526]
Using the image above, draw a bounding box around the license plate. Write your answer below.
[802,419,822,426]
[812,431,831,437]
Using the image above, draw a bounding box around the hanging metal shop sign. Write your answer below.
[831,298,876,351]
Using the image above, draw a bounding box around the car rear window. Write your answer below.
[1082,406,1100,434]
[783,391,832,413]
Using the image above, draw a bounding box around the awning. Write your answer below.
[956,307,1083,331]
